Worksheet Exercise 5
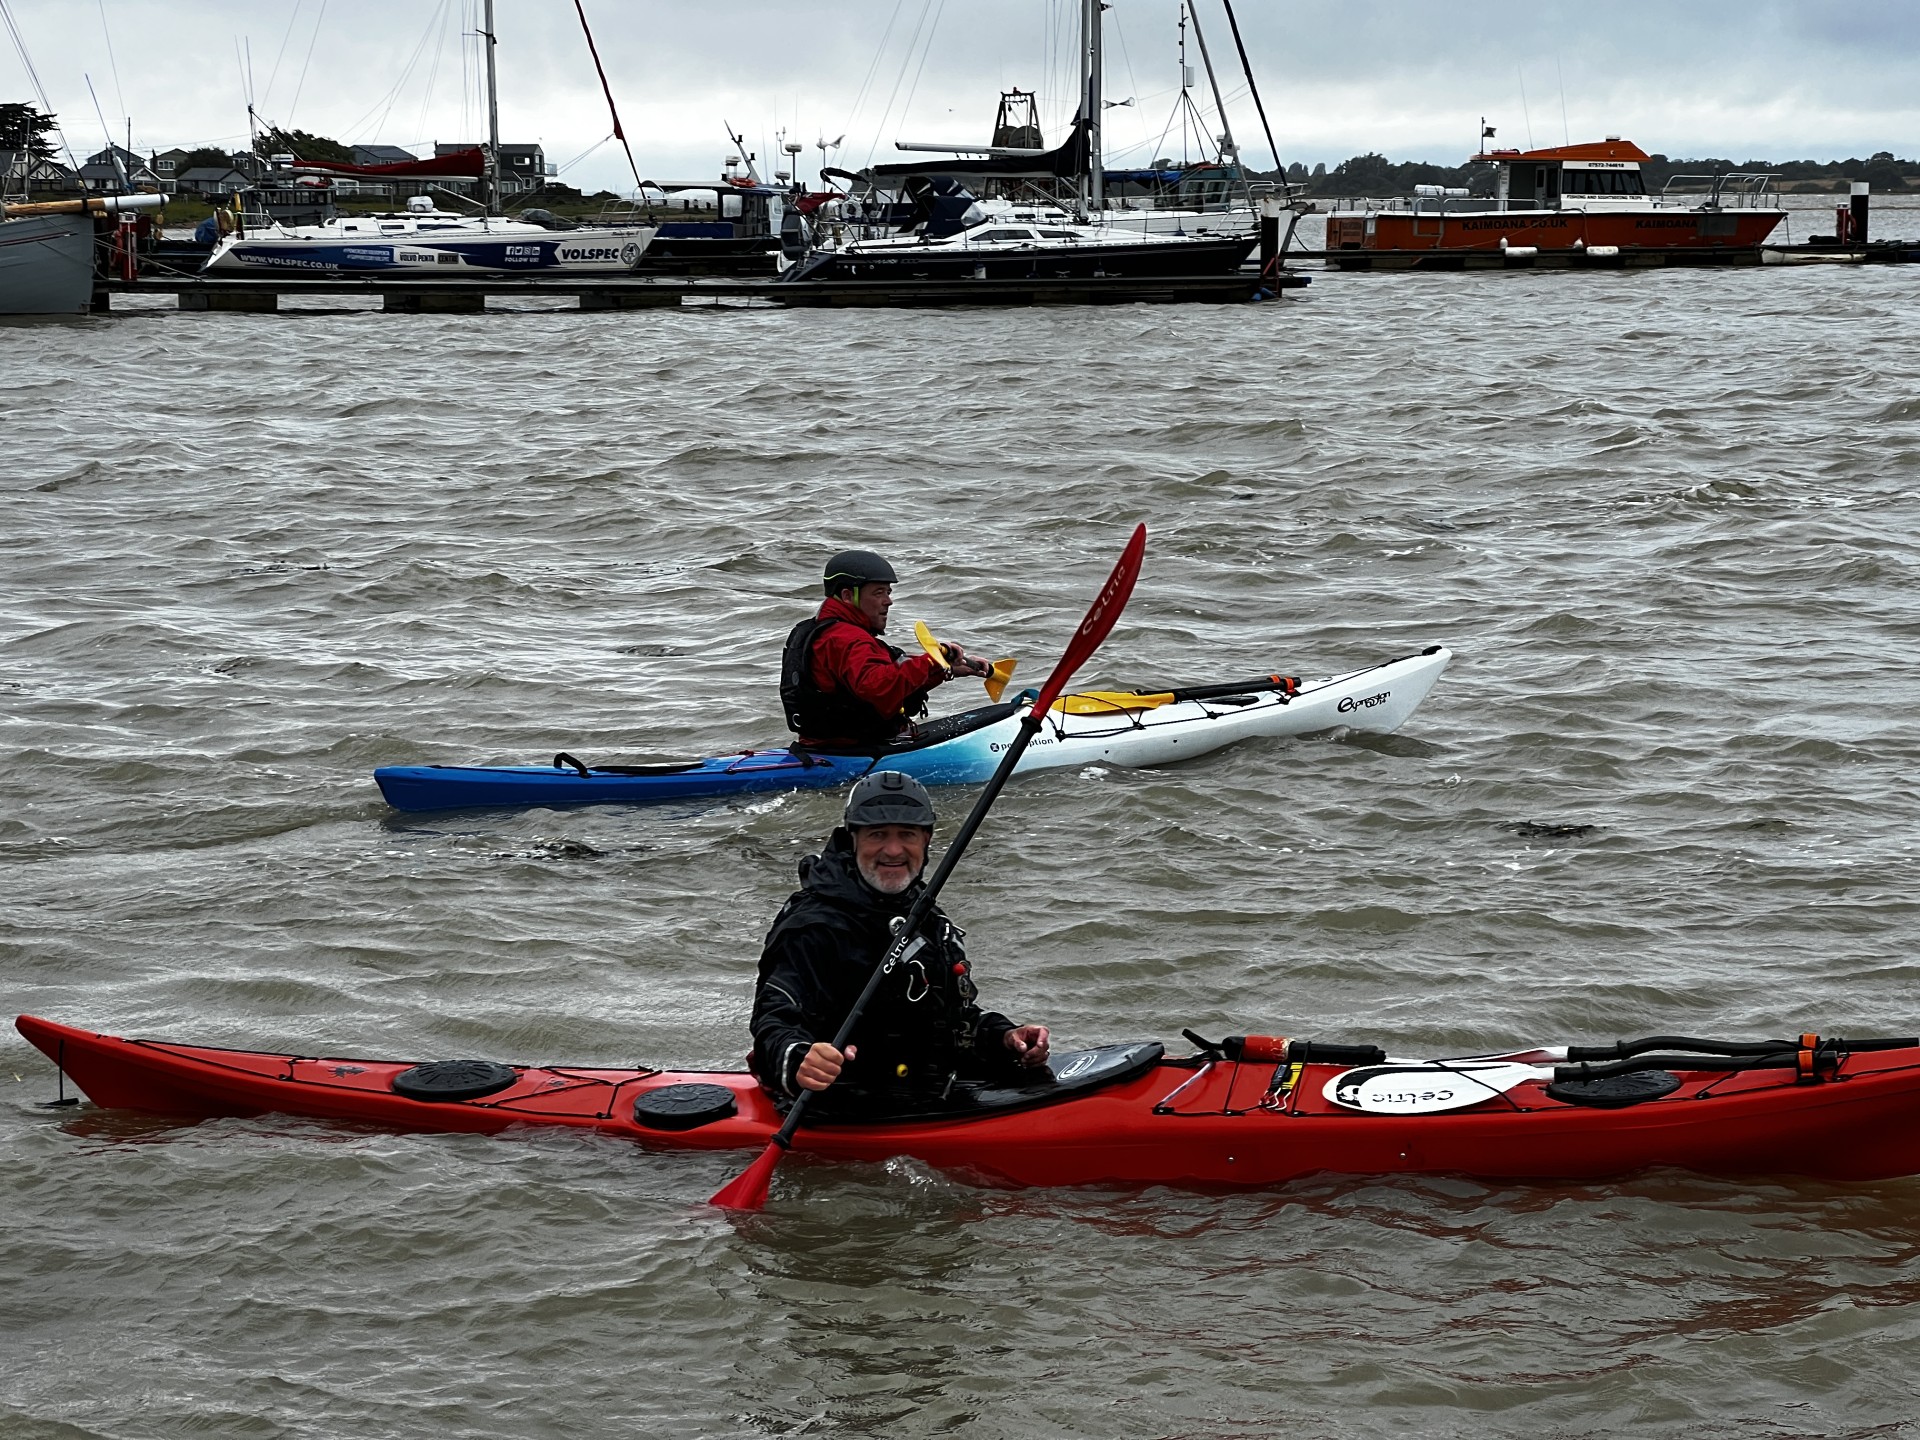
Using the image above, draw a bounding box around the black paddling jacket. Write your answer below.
[750,828,1015,1101]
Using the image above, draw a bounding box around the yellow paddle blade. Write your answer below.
[912,619,950,671]
[1052,689,1177,714]
[983,658,1018,703]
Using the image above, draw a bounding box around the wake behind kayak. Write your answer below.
[373,645,1451,812]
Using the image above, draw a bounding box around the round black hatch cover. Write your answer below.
[1546,1068,1682,1110]
[633,1083,737,1131]
[392,1060,519,1103]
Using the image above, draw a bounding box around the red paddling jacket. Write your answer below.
[780,596,949,748]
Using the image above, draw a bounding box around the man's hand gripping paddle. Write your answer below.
[710,524,1147,1211]
[914,620,1018,703]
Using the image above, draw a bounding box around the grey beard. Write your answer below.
[857,858,921,895]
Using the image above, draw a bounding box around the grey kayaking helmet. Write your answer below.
[823,549,898,597]
[844,770,937,830]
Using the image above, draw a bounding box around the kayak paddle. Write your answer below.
[916,619,1017,702]
[982,657,1017,703]
[710,523,1148,1212]
[912,620,951,672]
[1053,674,1302,715]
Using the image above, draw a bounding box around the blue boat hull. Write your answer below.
[375,750,863,811]
[373,648,1452,813]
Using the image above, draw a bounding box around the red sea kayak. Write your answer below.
[19,1015,1920,1189]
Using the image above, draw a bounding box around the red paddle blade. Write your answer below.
[708,1139,783,1210]
[1029,523,1146,716]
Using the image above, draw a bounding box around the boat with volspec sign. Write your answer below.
[1323,138,1785,269]
[202,197,654,275]
[21,1015,1920,1190]
[371,645,1450,812]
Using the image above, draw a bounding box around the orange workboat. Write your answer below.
[1324,139,1785,269]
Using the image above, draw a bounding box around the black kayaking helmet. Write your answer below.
[823,549,898,598]
[844,770,937,831]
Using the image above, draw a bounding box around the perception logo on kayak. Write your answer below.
[1337,690,1391,714]
[990,735,1056,752]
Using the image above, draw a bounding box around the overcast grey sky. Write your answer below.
[7,1,1917,190]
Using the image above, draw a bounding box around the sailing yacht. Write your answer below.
[203,193,653,276]
[793,0,1293,275]
[780,207,1253,282]
[200,1,654,277]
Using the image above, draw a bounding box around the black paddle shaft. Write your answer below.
[763,710,1050,1152]
[1565,1033,1920,1062]
[1162,675,1299,704]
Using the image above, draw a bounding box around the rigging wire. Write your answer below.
[413,0,449,147]
[94,0,126,134]
[863,0,938,168]
[0,0,80,170]
[261,0,303,113]
[287,0,326,130]
[839,0,906,163]
[894,0,947,140]
[550,132,612,177]
[83,73,122,183]
[336,0,447,143]
[1108,1,1145,156]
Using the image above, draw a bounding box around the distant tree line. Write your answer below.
[1261,150,1919,197]
[253,125,353,164]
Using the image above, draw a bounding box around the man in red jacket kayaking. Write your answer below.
[780,549,992,749]
[750,770,1050,1107]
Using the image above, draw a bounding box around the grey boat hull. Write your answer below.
[0,214,95,315]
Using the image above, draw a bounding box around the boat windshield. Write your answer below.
[1563,169,1647,196]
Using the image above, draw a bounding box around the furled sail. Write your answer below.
[287,146,487,180]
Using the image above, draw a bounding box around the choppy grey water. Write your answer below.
[5,217,1920,1437]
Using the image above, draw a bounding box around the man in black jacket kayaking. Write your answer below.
[750,770,1050,1105]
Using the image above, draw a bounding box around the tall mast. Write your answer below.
[482,0,501,211]
[1087,0,1104,210]
[1185,1,1239,171]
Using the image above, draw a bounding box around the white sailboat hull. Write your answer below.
[204,217,656,276]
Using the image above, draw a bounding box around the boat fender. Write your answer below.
[1544,1069,1681,1109]
[392,1060,519,1103]
[632,1083,739,1131]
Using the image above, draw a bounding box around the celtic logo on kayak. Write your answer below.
[1337,690,1391,714]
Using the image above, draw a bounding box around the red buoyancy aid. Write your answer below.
[780,597,947,747]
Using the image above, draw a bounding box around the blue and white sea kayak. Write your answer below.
[373,646,1450,812]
